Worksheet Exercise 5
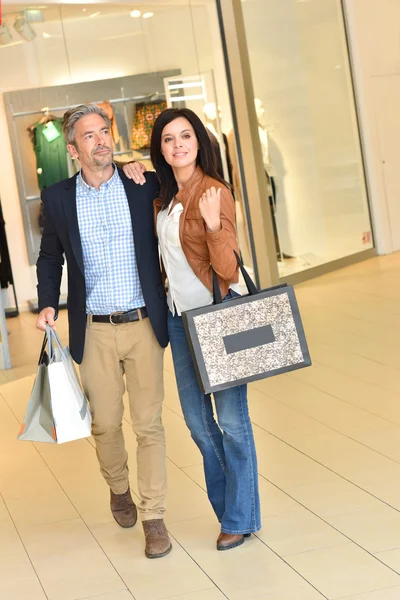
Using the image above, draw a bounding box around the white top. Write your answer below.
[157,201,240,316]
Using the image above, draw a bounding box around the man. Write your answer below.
[36,104,171,559]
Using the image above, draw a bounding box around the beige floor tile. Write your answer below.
[159,590,227,600]
[168,516,322,600]
[253,373,394,437]
[290,361,400,428]
[354,427,400,463]
[6,488,78,530]
[90,521,214,600]
[253,426,339,488]
[0,497,47,600]
[286,543,400,599]
[82,592,133,600]
[21,518,126,600]
[248,386,331,438]
[285,478,384,518]
[3,364,39,382]
[337,587,400,600]
[81,590,133,600]
[328,507,400,554]
[258,508,347,556]
[244,588,325,600]
[281,430,396,480]
[375,549,400,572]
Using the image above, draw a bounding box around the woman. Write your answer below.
[126,108,261,550]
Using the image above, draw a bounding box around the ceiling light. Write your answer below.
[0,23,13,46]
[42,32,51,38]
[89,12,101,18]
[14,15,36,42]
[130,10,141,18]
[143,12,154,19]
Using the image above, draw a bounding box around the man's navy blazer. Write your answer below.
[37,168,168,364]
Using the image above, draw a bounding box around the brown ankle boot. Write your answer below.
[110,488,137,528]
[142,519,172,559]
[217,532,248,551]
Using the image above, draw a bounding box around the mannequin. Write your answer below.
[254,98,290,260]
[202,103,232,183]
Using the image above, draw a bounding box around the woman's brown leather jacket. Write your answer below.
[154,166,239,298]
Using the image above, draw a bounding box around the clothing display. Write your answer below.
[207,128,233,183]
[131,101,167,150]
[29,117,69,191]
[97,100,120,146]
[0,201,13,290]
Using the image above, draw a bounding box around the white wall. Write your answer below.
[0,2,231,308]
[343,0,400,254]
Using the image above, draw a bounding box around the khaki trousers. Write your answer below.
[79,316,166,521]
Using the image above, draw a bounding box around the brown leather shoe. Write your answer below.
[142,519,172,559]
[217,532,250,551]
[110,488,137,528]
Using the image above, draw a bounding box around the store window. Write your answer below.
[241,0,373,277]
[1,2,253,277]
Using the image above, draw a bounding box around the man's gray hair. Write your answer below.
[62,103,111,145]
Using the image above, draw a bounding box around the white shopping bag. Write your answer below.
[18,326,91,444]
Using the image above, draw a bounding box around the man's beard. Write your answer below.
[91,146,113,168]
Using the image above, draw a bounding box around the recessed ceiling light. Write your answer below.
[82,8,87,12]
[42,32,51,38]
[130,10,141,18]
[143,12,154,19]
[89,12,101,18]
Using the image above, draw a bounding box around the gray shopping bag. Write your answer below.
[18,335,57,442]
[18,327,91,444]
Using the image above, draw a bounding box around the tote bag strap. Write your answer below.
[212,250,259,305]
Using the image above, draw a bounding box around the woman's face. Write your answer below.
[161,117,199,170]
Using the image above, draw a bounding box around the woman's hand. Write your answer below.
[122,161,147,185]
[199,187,222,233]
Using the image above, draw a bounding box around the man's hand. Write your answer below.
[36,307,56,332]
[123,161,147,185]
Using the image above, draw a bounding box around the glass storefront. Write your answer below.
[0,0,375,309]
[240,0,373,278]
[1,2,255,277]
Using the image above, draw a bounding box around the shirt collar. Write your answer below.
[78,163,119,193]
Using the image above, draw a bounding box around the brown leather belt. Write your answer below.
[91,307,148,325]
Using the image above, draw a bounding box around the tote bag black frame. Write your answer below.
[182,252,311,394]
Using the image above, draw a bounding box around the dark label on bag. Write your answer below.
[223,325,275,354]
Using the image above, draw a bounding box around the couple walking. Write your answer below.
[36,103,261,558]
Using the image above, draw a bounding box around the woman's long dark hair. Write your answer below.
[150,107,229,208]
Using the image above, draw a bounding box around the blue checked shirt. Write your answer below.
[76,166,145,314]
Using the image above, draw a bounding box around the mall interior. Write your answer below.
[1,0,400,599]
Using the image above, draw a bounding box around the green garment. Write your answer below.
[33,118,69,190]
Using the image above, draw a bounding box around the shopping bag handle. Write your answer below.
[212,250,258,305]
[38,333,49,365]
[46,325,64,352]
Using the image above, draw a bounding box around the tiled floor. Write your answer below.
[2,253,400,599]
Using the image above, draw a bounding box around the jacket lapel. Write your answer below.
[119,169,142,266]
[61,174,85,276]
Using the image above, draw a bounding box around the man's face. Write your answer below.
[67,114,113,170]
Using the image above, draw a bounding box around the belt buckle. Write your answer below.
[109,311,124,325]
